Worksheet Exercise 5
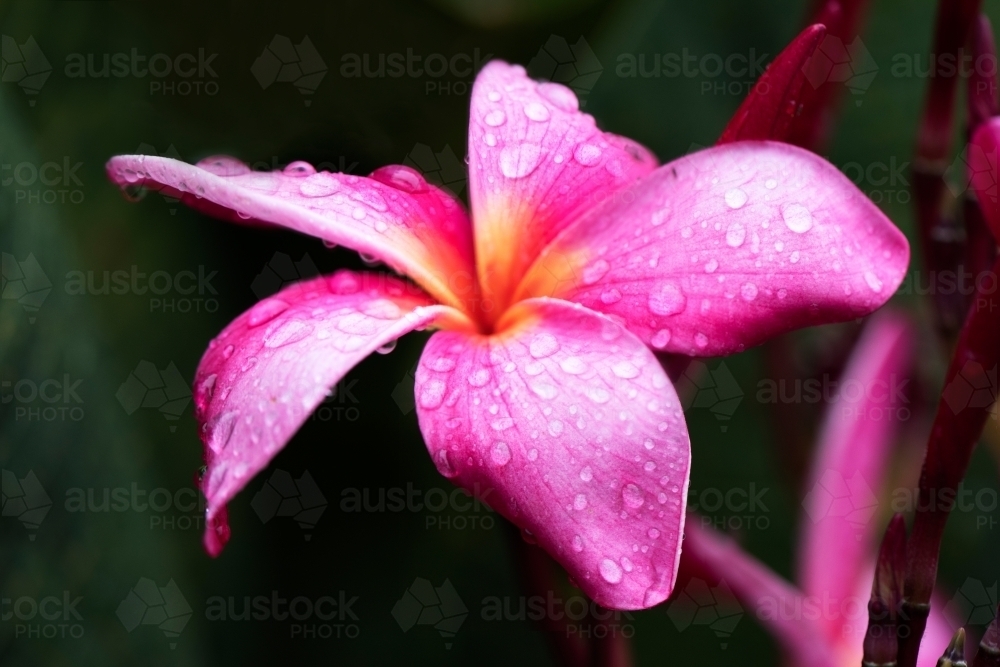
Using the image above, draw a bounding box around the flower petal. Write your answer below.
[468,61,658,314]
[682,521,838,667]
[717,24,826,144]
[194,271,468,555]
[517,141,910,355]
[798,310,913,642]
[414,297,690,609]
[106,156,477,312]
[969,117,1000,240]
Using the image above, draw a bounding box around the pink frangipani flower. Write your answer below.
[683,310,953,664]
[106,60,909,609]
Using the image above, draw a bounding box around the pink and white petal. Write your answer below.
[195,271,469,555]
[468,61,658,311]
[414,297,690,610]
[969,117,1000,240]
[106,156,476,312]
[797,309,913,640]
[517,141,910,356]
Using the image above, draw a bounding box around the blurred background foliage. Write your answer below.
[1,0,999,665]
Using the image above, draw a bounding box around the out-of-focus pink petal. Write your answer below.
[717,25,826,144]
[468,61,658,315]
[969,117,1000,240]
[517,141,910,356]
[681,520,838,667]
[195,271,469,555]
[414,298,690,609]
[797,309,913,643]
[106,156,477,312]
[918,599,961,667]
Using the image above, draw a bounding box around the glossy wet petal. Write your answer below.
[106,156,477,312]
[414,298,690,609]
[468,61,658,316]
[194,271,467,555]
[517,141,910,355]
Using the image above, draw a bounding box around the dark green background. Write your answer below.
[2,0,998,665]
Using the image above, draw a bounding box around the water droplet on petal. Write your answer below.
[299,172,340,197]
[572,534,585,552]
[726,222,746,247]
[419,379,446,409]
[695,333,709,348]
[765,178,777,189]
[612,361,639,379]
[485,109,507,126]
[600,558,623,584]
[538,82,579,111]
[782,203,813,233]
[197,156,251,177]
[263,319,313,347]
[573,493,588,510]
[548,420,564,436]
[499,144,542,179]
[370,164,428,193]
[222,344,235,359]
[582,259,610,285]
[434,449,456,477]
[574,143,602,166]
[487,90,501,102]
[648,282,686,316]
[248,299,289,327]
[559,357,587,375]
[491,441,512,466]
[375,339,397,354]
[650,329,672,349]
[523,102,550,122]
[741,282,758,301]
[704,259,719,273]
[725,188,748,209]
[600,288,622,304]
[580,466,593,482]
[468,368,491,387]
[622,484,644,508]
[529,333,559,358]
[283,161,316,177]
[864,271,883,292]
